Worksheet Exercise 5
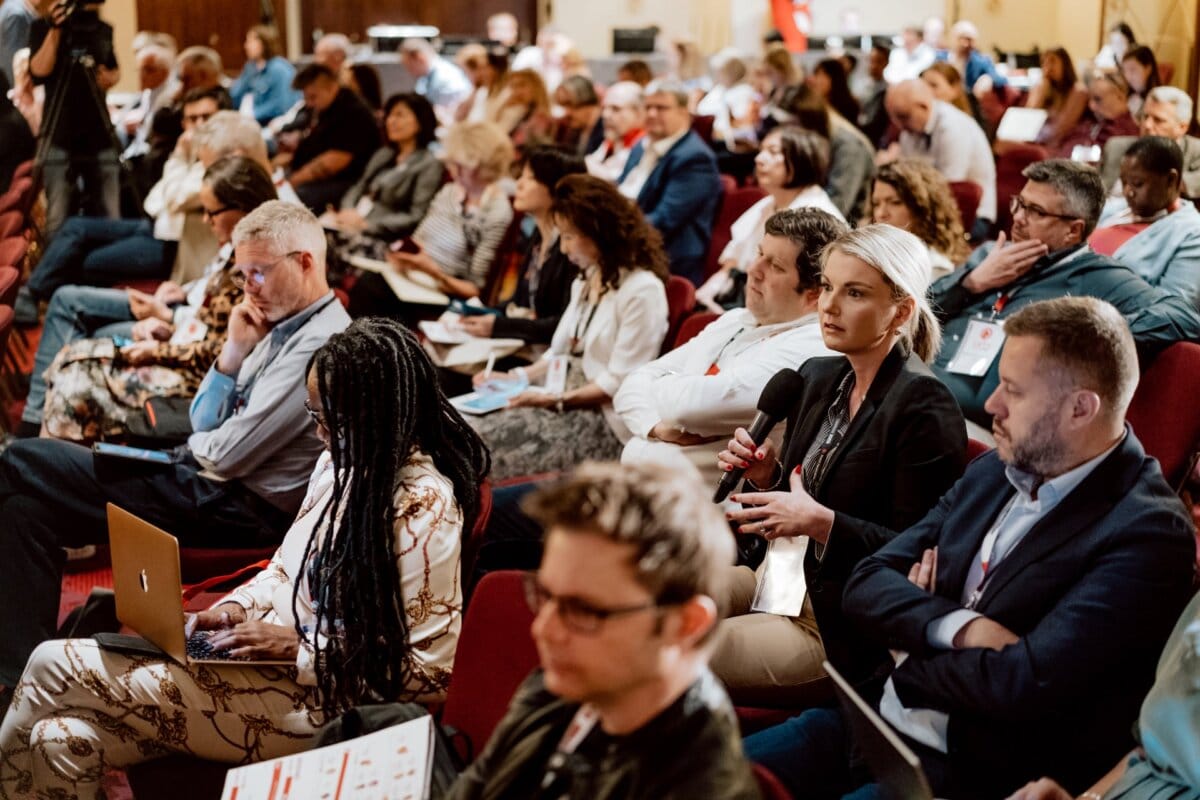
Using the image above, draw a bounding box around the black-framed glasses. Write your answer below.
[203,205,235,221]
[522,572,662,634]
[231,251,301,289]
[303,398,326,429]
[1009,195,1080,223]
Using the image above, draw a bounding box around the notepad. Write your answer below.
[995,107,1048,142]
[345,254,450,307]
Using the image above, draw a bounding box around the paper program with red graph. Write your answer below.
[220,715,434,800]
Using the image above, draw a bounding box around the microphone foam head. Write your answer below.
[757,368,804,418]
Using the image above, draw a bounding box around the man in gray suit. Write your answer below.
[1101,86,1200,201]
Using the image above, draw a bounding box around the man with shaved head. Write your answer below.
[886,78,996,236]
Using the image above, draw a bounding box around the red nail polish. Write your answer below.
[741,461,749,468]
[756,451,765,461]
[723,464,732,471]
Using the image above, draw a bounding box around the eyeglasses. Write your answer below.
[203,205,235,221]
[303,398,326,429]
[1009,195,1080,223]
[231,251,300,289]
[522,572,662,635]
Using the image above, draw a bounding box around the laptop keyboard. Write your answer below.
[186,631,253,663]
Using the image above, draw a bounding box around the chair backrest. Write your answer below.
[460,478,493,597]
[0,210,23,240]
[0,236,29,272]
[692,114,716,148]
[948,181,982,237]
[704,185,768,279]
[0,266,18,309]
[995,144,1049,233]
[1126,342,1200,487]
[673,310,720,350]
[663,275,696,353]
[966,437,992,462]
[441,570,539,763]
[752,763,795,800]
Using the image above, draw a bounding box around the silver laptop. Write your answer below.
[107,503,291,666]
[825,660,935,800]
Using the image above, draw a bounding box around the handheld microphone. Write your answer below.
[713,367,804,503]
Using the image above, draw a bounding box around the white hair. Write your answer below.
[317,33,352,58]
[604,81,644,109]
[232,201,327,265]
[1147,86,1194,125]
[195,111,268,166]
[137,44,174,69]
[824,224,943,363]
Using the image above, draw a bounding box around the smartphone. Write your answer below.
[449,299,502,317]
[389,237,422,255]
[112,336,134,348]
[92,442,176,465]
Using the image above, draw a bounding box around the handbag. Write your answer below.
[123,395,194,447]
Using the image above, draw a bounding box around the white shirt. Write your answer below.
[885,43,937,84]
[545,268,669,441]
[899,100,996,222]
[619,127,689,201]
[880,435,1125,753]
[615,308,832,485]
[720,189,846,272]
[696,82,759,143]
[143,154,205,242]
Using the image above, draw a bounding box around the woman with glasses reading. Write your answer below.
[0,318,490,798]
[714,225,967,705]
[20,156,276,442]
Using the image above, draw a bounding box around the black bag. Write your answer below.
[123,395,194,447]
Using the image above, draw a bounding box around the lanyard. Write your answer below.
[965,495,1021,610]
[705,327,745,375]
[538,705,601,798]
[569,296,601,356]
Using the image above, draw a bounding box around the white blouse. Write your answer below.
[218,448,463,704]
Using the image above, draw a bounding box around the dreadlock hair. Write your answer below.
[296,317,490,716]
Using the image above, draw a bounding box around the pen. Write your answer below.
[483,353,496,381]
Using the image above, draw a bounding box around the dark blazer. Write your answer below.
[491,231,578,345]
[772,346,967,685]
[931,243,1200,424]
[842,430,1196,799]
[339,147,446,240]
[618,129,721,284]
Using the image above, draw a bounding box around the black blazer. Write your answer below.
[775,346,967,684]
[843,430,1196,798]
[491,231,578,345]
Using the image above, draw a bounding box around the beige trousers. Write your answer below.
[709,565,831,708]
[0,639,323,800]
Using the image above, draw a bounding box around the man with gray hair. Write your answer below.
[586,80,645,182]
[400,37,471,121]
[617,79,721,284]
[0,200,350,689]
[929,157,1200,424]
[1101,85,1200,201]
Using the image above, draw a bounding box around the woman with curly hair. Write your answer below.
[0,318,490,797]
[466,175,670,480]
[869,158,970,279]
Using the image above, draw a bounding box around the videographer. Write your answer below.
[29,0,119,236]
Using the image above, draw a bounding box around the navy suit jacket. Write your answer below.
[843,430,1195,799]
[619,129,721,283]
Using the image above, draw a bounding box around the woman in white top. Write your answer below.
[468,175,670,481]
[0,319,490,798]
[696,49,760,145]
[698,125,845,312]
[870,158,970,280]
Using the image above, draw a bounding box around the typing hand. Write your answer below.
[728,468,835,544]
[906,547,938,593]
[188,603,248,632]
[1003,778,1073,800]
[716,427,777,488]
[205,621,300,660]
[953,615,1019,651]
[961,232,1049,294]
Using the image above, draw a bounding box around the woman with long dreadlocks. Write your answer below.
[0,318,490,799]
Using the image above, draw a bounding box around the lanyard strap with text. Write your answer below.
[965,496,1020,610]
[538,705,601,796]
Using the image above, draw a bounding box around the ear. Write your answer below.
[1067,389,1103,428]
[892,295,916,330]
[1064,217,1086,246]
[666,595,718,647]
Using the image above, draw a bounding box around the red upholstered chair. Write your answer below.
[948,181,982,237]
[0,210,23,239]
[692,114,716,148]
[441,570,539,763]
[704,185,768,279]
[966,437,992,461]
[1125,342,1200,488]
[460,479,493,599]
[995,144,1049,234]
[673,310,720,349]
[662,275,696,353]
[176,547,276,586]
[753,762,795,800]
[0,305,14,428]
[0,236,29,270]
